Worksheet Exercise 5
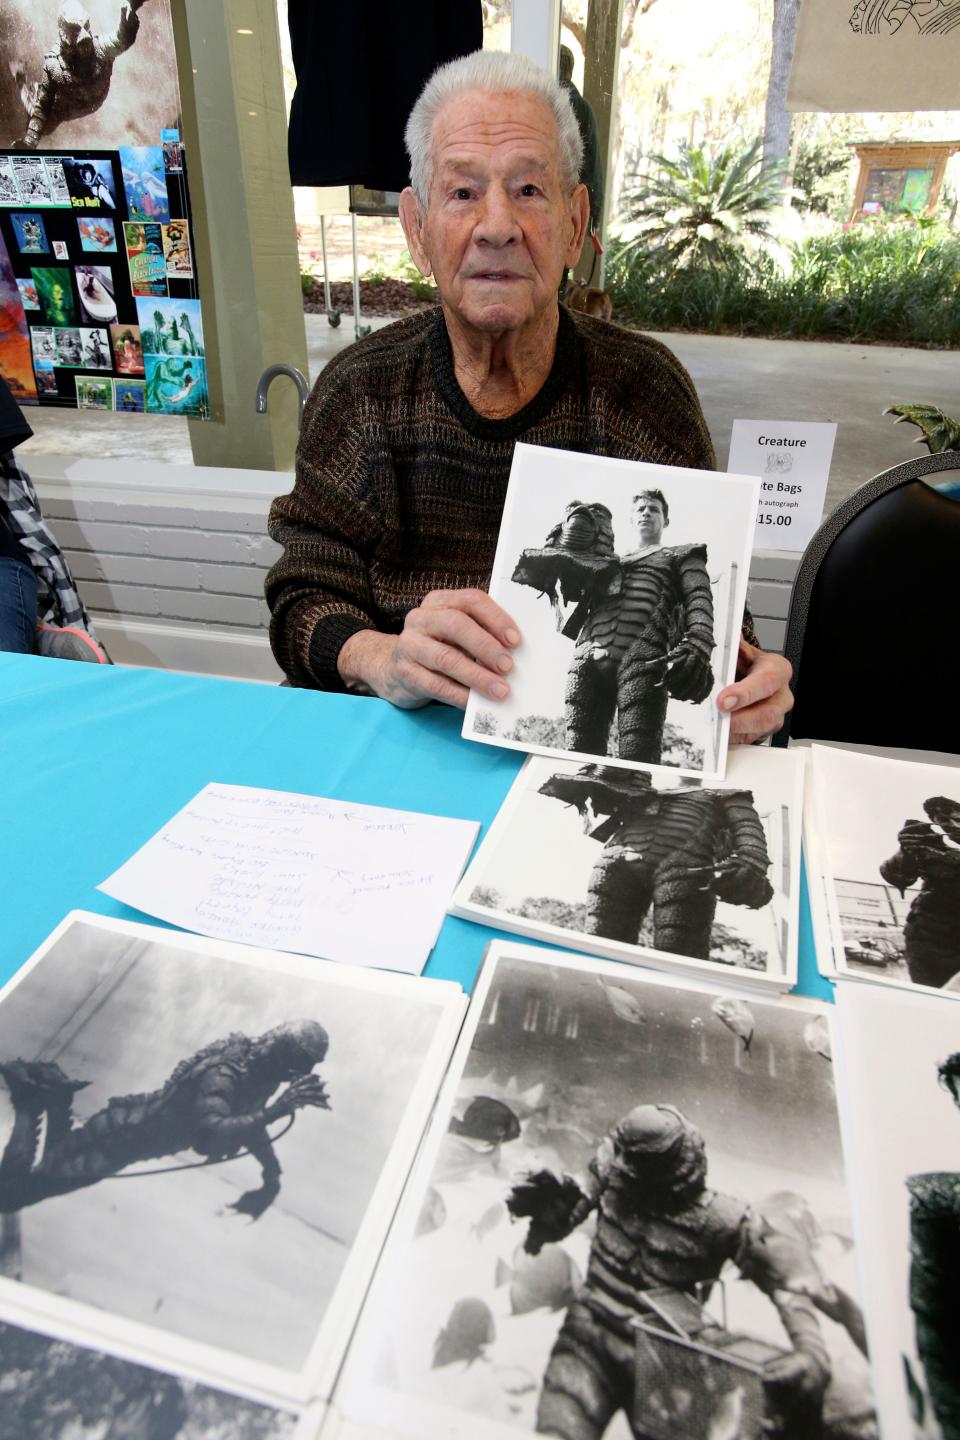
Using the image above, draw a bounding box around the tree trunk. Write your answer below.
[762,0,801,178]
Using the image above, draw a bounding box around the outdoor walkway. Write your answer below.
[20,311,956,515]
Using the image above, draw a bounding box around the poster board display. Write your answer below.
[0,1,205,417]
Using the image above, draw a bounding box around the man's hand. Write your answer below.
[717,638,793,745]
[337,589,520,710]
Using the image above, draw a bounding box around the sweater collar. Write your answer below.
[429,305,576,442]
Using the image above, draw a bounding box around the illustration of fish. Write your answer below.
[495,1241,582,1315]
[471,1200,506,1243]
[415,1185,446,1237]
[597,978,647,1025]
[449,1097,521,1147]
[432,1297,495,1368]
[711,996,755,1052]
[803,1014,832,1062]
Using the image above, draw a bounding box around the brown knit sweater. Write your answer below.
[266,306,718,690]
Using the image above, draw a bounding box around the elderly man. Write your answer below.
[266,51,791,745]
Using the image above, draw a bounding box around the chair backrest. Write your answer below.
[774,450,960,752]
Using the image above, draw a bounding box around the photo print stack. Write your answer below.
[0,910,466,1435]
[804,744,960,997]
[453,746,804,991]
[336,940,875,1440]
[463,444,760,783]
[0,0,203,416]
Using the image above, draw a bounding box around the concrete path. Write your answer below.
[20,313,957,516]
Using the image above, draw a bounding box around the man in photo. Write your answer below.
[879,795,960,988]
[69,160,116,210]
[82,328,109,368]
[265,50,792,745]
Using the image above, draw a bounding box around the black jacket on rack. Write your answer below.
[287,1,483,192]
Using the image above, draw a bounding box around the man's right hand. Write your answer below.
[336,589,521,710]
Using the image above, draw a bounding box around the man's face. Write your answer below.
[632,496,667,546]
[400,89,588,338]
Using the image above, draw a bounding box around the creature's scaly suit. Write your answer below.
[566,545,715,763]
[879,796,960,989]
[24,4,142,148]
[507,1107,831,1440]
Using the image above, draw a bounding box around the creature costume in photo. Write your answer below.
[265,309,716,690]
[507,1104,864,1440]
[878,796,960,989]
[907,1053,960,1440]
[20,1,149,150]
[0,1020,330,1219]
[539,765,774,958]
[513,500,715,763]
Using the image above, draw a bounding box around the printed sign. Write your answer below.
[729,419,837,553]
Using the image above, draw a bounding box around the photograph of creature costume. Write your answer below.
[878,795,960,990]
[539,765,773,960]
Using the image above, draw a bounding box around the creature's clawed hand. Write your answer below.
[229,1180,280,1221]
[279,1075,331,1113]
[665,645,713,703]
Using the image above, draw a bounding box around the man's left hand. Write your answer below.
[717,639,793,745]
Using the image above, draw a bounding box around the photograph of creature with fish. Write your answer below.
[452,747,802,992]
[338,941,875,1440]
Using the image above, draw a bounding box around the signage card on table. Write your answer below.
[98,782,480,974]
[729,418,837,553]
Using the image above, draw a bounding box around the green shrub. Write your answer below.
[606,217,960,348]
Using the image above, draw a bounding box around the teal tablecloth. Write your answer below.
[0,653,830,1000]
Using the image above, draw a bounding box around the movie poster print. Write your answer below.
[137,294,206,416]
[15,276,37,309]
[339,941,874,1440]
[113,375,144,410]
[0,910,464,1406]
[10,211,47,254]
[0,231,36,402]
[162,217,192,278]
[74,263,116,324]
[119,143,169,222]
[123,219,165,293]
[0,1,182,151]
[64,156,117,212]
[77,214,117,252]
[76,372,112,409]
[110,320,143,374]
[31,265,75,325]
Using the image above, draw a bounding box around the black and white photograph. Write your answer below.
[463,445,759,782]
[835,982,960,1440]
[338,941,874,1440]
[452,747,802,991]
[0,910,465,1405]
[74,261,116,324]
[809,745,960,996]
[0,0,182,150]
[0,1306,319,1439]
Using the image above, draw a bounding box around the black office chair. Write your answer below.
[773,449,960,752]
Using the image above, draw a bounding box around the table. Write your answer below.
[0,653,830,1000]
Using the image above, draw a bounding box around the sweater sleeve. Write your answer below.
[265,359,388,690]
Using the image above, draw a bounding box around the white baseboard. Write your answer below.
[93,616,285,684]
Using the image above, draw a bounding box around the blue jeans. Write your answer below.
[0,555,38,653]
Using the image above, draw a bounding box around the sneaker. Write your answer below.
[36,624,110,663]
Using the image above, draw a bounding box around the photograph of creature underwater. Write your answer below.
[0,913,454,1388]
[343,944,875,1440]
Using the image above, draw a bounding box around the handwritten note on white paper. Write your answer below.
[98,783,481,973]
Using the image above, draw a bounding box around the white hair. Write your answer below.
[404,50,584,207]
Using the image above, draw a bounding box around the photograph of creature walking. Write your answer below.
[0,914,455,1385]
[813,746,960,995]
[454,749,799,983]
[344,947,874,1440]
[464,446,758,781]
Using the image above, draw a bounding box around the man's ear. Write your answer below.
[399,187,431,277]
[565,182,590,268]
